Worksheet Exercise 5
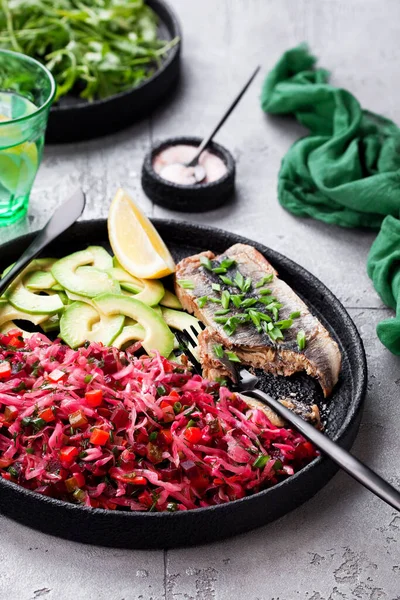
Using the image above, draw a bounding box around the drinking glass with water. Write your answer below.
[0,50,55,227]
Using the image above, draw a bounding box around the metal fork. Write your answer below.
[175,325,400,512]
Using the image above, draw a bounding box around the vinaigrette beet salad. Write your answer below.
[0,331,317,511]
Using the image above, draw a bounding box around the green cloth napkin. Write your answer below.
[261,44,400,353]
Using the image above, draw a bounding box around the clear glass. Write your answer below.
[0,50,56,227]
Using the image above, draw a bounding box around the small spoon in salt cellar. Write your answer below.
[160,65,261,184]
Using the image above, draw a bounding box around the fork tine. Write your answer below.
[174,329,202,375]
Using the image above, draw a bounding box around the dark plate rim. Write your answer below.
[50,0,182,114]
[0,218,367,523]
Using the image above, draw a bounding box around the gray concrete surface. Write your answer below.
[0,1,399,598]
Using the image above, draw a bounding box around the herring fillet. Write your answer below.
[174,243,341,397]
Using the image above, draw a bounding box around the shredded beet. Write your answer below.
[0,331,318,512]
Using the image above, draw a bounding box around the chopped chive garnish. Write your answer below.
[219,258,236,269]
[212,266,227,274]
[225,351,240,363]
[231,294,243,308]
[219,275,234,286]
[149,431,158,441]
[215,308,230,316]
[212,283,221,292]
[255,274,273,287]
[248,310,261,328]
[290,311,301,319]
[258,312,272,322]
[213,344,224,359]
[157,384,167,396]
[253,454,270,468]
[200,256,213,270]
[273,459,283,471]
[267,322,274,331]
[214,316,229,324]
[215,376,228,386]
[243,277,252,293]
[233,271,244,290]
[276,319,293,330]
[197,296,209,308]
[272,307,279,320]
[221,290,231,309]
[8,466,19,478]
[173,401,182,414]
[187,419,197,428]
[268,327,284,341]
[240,297,257,309]
[209,297,222,304]
[178,280,194,290]
[297,330,306,350]
[223,318,237,336]
[84,374,93,384]
[26,447,34,454]
[258,288,272,296]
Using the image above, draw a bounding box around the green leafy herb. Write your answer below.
[25,447,34,454]
[200,256,213,270]
[84,374,93,384]
[221,290,231,309]
[225,351,240,363]
[211,283,221,292]
[215,376,228,386]
[214,316,229,324]
[0,0,179,102]
[253,454,270,468]
[273,459,283,471]
[243,277,252,293]
[212,266,227,274]
[290,311,301,319]
[173,401,182,414]
[187,419,197,428]
[178,279,194,290]
[149,431,158,441]
[219,275,234,286]
[219,258,236,269]
[268,326,284,342]
[240,297,257,309]
[255,274,274,287]
[275,319,293,330]
[258,288,272,296]
[197,296,209,308]
[213,344,224,359]
[8,466,18,478]
[156,384,167,396]
[209,297,222,304]
[231,294,244,308]
[233,271,245,290]
[297,329,306,350]
[214,308,230,316]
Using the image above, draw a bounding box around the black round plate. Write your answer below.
[0,220,367,548]
[46,0,181,144]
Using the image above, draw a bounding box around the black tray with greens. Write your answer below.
[0,0,181,142]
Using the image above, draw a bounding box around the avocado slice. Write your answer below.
[25,270,57,291]
[160,289,182,309]
[94,293,174,357]
[52,250,120,298]
[0,303,49,327]
[108,267,164,306]
[161,307,202,344]
[41,314,61,333]
[86,246,113,270]
[6,283,64,315]
[59,301,124,348]
[112,323,146,349]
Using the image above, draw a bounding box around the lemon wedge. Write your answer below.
[108,189,175,279]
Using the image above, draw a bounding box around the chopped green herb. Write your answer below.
[32,418,47,431]
[25,447,34,454]
[21,417,32,427]
[268,327,284,342]
[215,376,228,386]
[221,290,231,309]
[215,309,230,316]
[12,381,26,393]
[8,466,19,478]
[290,311,301,319]
[197,296,209,308]
[187,419,197,428]
[213,344,224,359]
[249,309,261,328]
[156,384,167,396]
[258,312,272,322]
[273,459,283,471]
[275,319,293,330]
[240,297,257,309]
[209,297,222,304]
[173,401,182,414]
[255,274,274,287]
[253,454,270,468]
[149,431,158,441]
[214,316,229,324]
[84,374,93,384]
[219,275,234,286]
[225,351,240,363]
[219,258,236,269]
[297,330,306,351]
[178,280,194,290]
[233,271,245,290]
[212,266,227,274]
[243,277,252,293]
[231,294,244,308]
[258,288,272,296]
[200,256,213,270]
[212,283,221,292]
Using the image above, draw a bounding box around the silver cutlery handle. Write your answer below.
[247,388,400,512]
